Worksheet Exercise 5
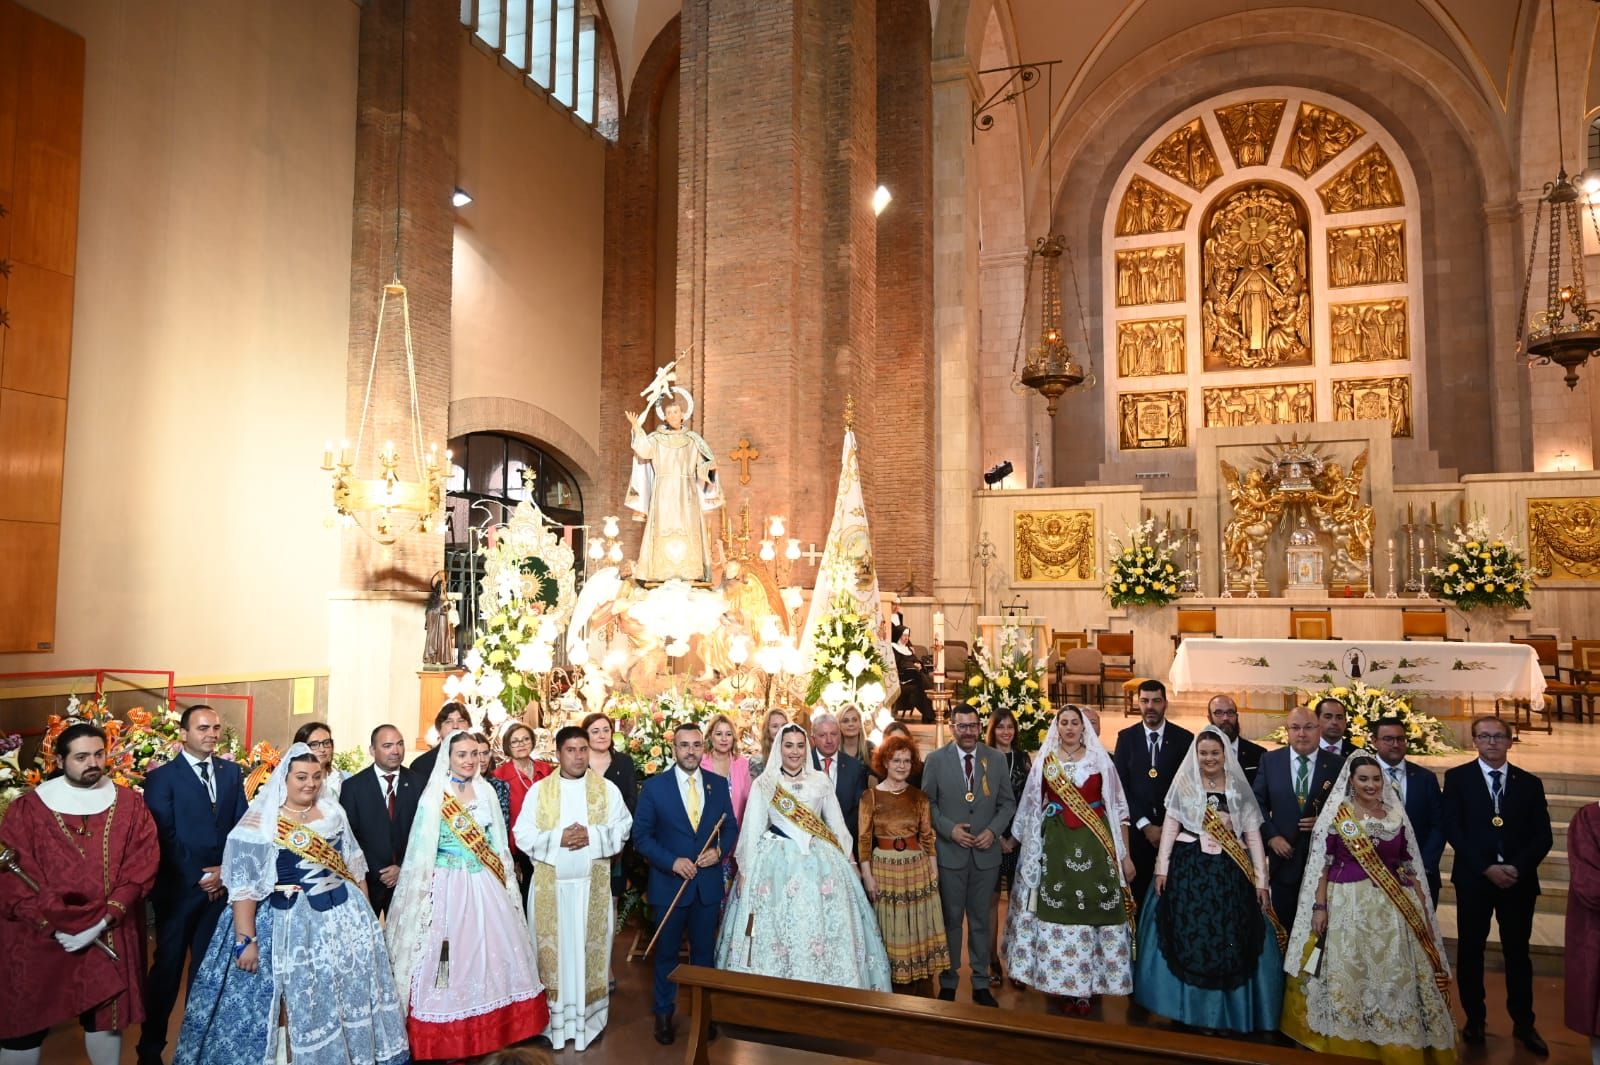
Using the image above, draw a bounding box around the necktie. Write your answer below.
[1148,732,1160,765]
[1386,766,1403,798]
[1294,754,1309,803]
[1489,768,1503,810]
[685,773,702,830]
[199,759,215,809]
[384,773,396,819]
[963,752,974,793]
[824,755,833,778]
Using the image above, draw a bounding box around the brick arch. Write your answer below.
[448,396,600,508]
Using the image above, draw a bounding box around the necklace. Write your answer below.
[281,801,314,818]
[881,782,907,794]
[511,761,537,787]
[1063,746,1086,762]
[781,767,803,778]
[1202,776,1224,790]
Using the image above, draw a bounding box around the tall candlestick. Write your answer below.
[932,611,946,684]
[1430,500,1437,523]
[1408,502,1415,524]
[1186,507,1193,529]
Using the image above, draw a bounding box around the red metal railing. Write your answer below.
[0,669,254,746]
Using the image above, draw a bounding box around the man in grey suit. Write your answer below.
[923,704,1016,1006]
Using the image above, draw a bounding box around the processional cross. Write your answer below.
[729,438,760,485]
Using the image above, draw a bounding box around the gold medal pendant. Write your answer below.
[1147,767,1159,779]
[964,791,975,803]
[1491,815,1504,827]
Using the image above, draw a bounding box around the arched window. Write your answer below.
[1588,113,1600,173]
[463,0,606,132]
[443,433,586,655]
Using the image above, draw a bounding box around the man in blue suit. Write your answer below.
[632,723,738,1046]
[1251,707,1342,926]
[1371,716,1444,904]
[136,705,247,1065]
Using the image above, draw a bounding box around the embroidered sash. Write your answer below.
[1041,753,1136,930]
[1200,805,1287,952]
[771,785,842,851]
[440,791,506,885]
[1331,803,1450,994]
[274,817,357,883]
[530,772,612,1005]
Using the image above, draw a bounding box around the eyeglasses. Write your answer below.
[1472,733,1512,744]
[306,739,335,751]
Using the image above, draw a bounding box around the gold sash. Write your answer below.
[1041,753,1137,930]
[1331,803,1450,995]
[440,791,507,885]
[772,784,842,851]
[1200,805,1287,952]
[274,817,357,883]
[530,772,612,1005]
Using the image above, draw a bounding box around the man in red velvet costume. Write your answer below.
[0,723,158,1065]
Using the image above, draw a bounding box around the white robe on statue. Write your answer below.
[513,772,632,1050]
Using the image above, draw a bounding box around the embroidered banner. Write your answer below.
[440,791,506,885]
[772,785,842,851]
[274,817,357,883]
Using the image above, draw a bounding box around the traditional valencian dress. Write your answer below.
[1281,754,1456,1064]
[512,769,632,1051]
[624,389,723,584]
[387,732,549,1061]
[175,744,410,1065]
[858,784,949,985]
[1003,718,1134,1001]
[1134,725,1284,1032]
[715,733,892,990]
[0,775,158,1045]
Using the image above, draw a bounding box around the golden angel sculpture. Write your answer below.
[624,360,724,583]
[1310,451,1375,586]
[1220,460,1284,589]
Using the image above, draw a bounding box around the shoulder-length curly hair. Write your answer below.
[872,732,922,782]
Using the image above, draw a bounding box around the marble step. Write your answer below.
[1435,904,1566,976]
[1438,879,1568,915]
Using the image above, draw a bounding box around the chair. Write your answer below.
[1054,646,1104,708]
[1513,635,1583,722]
[1400,608,1456,642]
[1289,609,1336,640]
[1052,630,1089,656]
[1095,632,1137,713]
[1569,639,1600,723]
[943,640,970,682]
[1171,607,1219,649]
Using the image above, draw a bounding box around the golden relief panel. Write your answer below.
[1202,382,1314,429]
[1201,184,1311,370]
[1317,146,1403,213]
[1280,102,1364,178]
[1214,99,1286,168]
[1114,246,1185,307]
[1116,317,1186,377]
[1331,299,1408,363]
[1144,119,1222,191]
[1332,375,1412,437]
[1528,497,1600,581]
[1328,221,1405,287]
[1117,389,1188,451]
[1015,509,1098,583]
[1115,176,1191,236]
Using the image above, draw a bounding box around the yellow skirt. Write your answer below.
[870,848,950,984]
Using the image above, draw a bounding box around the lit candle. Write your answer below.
[933,611,946,683]
[339,440,351,466]
[323,441,333,469]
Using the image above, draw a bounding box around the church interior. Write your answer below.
[3,0,1600,1062]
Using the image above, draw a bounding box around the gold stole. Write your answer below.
[274,817,357,883]
[1199,805,1287,952]
[1331,803,1450,995]
[440,791,506,885]
[772,784,842,851]
[1041,754,1137,930]
[531,772,612,1005]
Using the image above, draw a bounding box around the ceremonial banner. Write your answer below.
[797,428,899,706]
[1169,638,1545,703]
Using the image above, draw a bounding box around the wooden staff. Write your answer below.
[642,812,728,957]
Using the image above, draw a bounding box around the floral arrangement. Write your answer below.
[1264,682,1454,756]
[960,623,1051,753]
[1104,519,1190,608]
[803,591,889,709]
[452,500,578,725]
[37,694,142,787]
[609,689,722,777]
[1427,519,1532,610]
[119,705,184,778]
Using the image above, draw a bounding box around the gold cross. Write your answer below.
[730,438,760,485]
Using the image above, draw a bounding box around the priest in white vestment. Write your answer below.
[513,725,632,1050]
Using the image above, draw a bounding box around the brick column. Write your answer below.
[675,0,877,570]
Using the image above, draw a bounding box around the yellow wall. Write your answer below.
[452,40,607,464]
[6,0,358,678]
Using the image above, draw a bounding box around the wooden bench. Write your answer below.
[670,964,1364,1065]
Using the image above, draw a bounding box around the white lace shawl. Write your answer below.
[1165,725,1265,837]
[222,743,364,903]
[738,726,851,866]
[1013,712,1130,911]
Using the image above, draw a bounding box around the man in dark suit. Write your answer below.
[1443,716,1553,1057]
[632,723,738,1046]
[1113,679,1193,905]
[1207,694,1265,784]
[339,723,421,917]
[409,701,471,782]
[1251,706,1342,925]
[810,712,867,851]
[1371,716,1444,904]
[1315,697,1355,760]
[137,705,247,1065]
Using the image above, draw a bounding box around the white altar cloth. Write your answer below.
[1169,638,1546,703]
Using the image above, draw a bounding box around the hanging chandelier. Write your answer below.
[1019,234,1093,416]
[321,0,446,543]
[1516,0,1600,390]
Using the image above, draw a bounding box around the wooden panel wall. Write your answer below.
[0,1,83,653]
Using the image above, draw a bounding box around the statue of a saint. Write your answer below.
[624,372,724,584]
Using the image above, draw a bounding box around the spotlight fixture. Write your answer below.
[451,188,473,208]
[983,460,1014,487]
[872,185,892,216]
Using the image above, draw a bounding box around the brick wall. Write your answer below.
[341,0,458,588]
